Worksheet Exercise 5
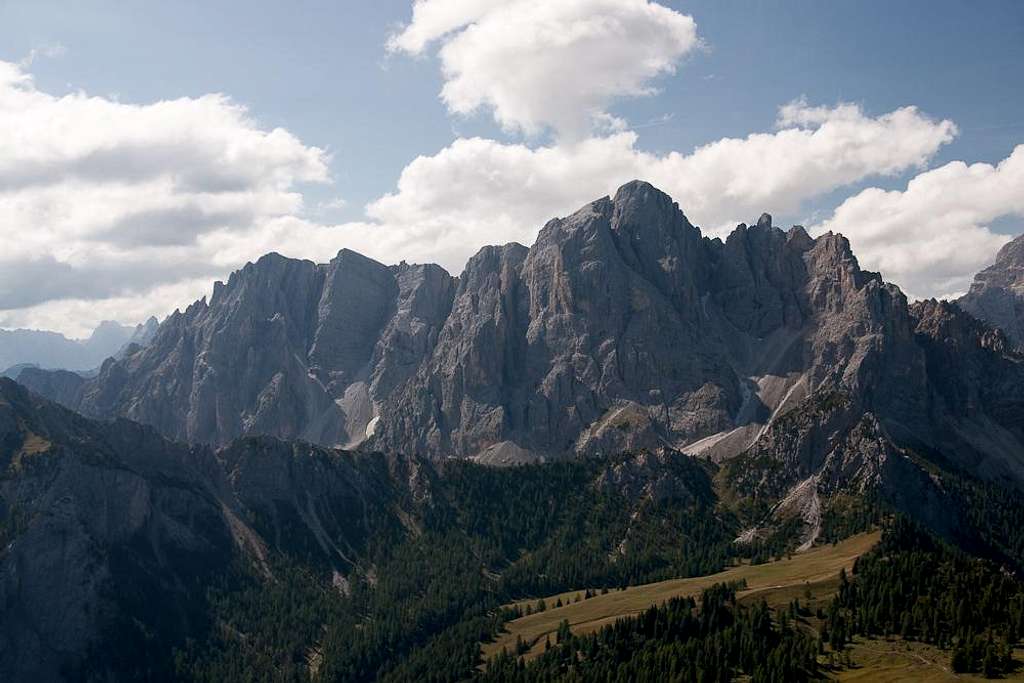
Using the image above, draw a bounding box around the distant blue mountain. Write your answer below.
[0,316,158,373]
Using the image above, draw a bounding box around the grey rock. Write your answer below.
[959,233,1024,346]
[18,181,1024,501]
[909,298,1024,482]
[22,251,455,449]
[374,182,937,469]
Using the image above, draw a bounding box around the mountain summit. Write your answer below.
[19,182,1024,496]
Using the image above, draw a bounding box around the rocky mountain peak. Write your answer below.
[460,242,528,289]
[967,233,1024,297]
[611,179,685,222]
[86,320,131,347]
[958,233,1024,346]
[16,182,1024,493]
[993,233,1024,271]
[18,242,458,449]
[609,180,697,241]
[801,231,886,308]
[786,225,814,250]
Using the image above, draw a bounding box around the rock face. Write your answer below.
[0,378,401,680]
[959,233,1024,347]
[18,182,1024,499]
[22,251,455,449]
[0,378,232,680]
[910,298,1024,479]
[374,182,934,469]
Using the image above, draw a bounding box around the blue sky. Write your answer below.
[1,0,1023,335]
[7,0,1021,213]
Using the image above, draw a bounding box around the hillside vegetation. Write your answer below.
[481,521,1024,682]
[483,532,879,663]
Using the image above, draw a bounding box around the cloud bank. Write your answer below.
[815,145,1024,300]
[1,0,1018,337]
[359,100,954,267]
[0,59,328,335]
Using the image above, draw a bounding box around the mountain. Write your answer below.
[0,377,408,680]
[1,363,37,379]
[21,183,1024,480]
[959,232,1024,347]
[0,317,158,376]
[22,252,455,448]
[6,361,1024,681]
[373,182,938,469]
[0,376,751,680]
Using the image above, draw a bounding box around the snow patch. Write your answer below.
[364,415,380,438]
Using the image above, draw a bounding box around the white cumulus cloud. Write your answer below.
[0,4,997,340]
[4,96,952,337]
[359,101,955,272]
[387,0,507,54]
[389,0,700,138]
[814,145,1024,300]
[0,59,329,336]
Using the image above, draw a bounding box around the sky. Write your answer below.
[1,0,1023,337]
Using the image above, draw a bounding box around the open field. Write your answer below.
[482,531,880,662]
[833,638,1024,682]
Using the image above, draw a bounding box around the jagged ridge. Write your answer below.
[17,181,1024,541]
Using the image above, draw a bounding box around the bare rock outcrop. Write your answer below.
[21,251,455,450]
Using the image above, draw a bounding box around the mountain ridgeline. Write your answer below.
[20,182,1024,519]
[0,376,752,680]
[8,181,1024,681]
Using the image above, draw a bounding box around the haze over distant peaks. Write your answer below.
[0,317,159,376]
